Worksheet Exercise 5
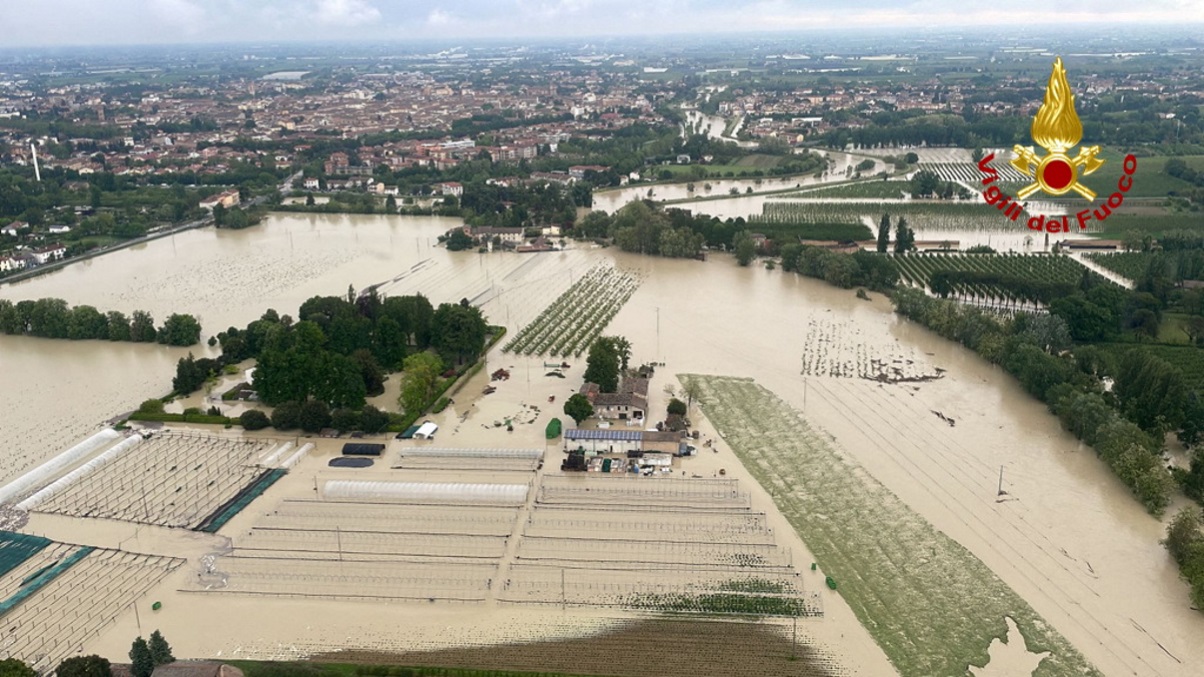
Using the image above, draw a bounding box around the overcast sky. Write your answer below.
[2,1,1203,47]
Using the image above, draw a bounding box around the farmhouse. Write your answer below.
[30,244,66,264]
[199,189,241,211]
[0,256,26,272]
[579,376,648,421]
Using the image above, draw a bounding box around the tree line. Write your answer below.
[171,290,490,433]
[0,298,200,345]
[891,287,1194,516]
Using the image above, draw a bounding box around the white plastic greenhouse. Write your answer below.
[323,480,529,505]
[0,429,121,504]
[17,434,143,511]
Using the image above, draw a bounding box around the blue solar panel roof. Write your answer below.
[565,428,642,441]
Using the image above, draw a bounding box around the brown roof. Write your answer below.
[594,392,647,408]
[620,377,649,397]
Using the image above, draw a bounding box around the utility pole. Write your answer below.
[336,525,343,562]
[997,465,1006,497]
[561,568,566,610]
[656,307,660,361]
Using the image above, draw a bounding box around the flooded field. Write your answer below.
[2,212,1202,675]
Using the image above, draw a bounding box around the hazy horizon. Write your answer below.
[3,1,1204,49]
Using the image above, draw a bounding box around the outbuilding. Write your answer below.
[414,421,439,439]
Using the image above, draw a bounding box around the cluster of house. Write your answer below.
[0,223,67,273]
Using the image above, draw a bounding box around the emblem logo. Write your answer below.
[1010,58,1104,200]
[977,57,1137,233]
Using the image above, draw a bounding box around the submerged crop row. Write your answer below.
[754,201,1081,233]
[503,265,640,357]
[679,374,1098,677]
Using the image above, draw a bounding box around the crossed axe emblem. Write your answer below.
[1011,145,1105,200]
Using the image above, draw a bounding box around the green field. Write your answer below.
[680,375,1098,677]
[1093,212,1204,238]
[1093,343,1204,391]
[1084,252,1147,281]
[792,180,912,199]
[755,201,1033,232]
[1066,149,1197,199]
[894,252,1089,298]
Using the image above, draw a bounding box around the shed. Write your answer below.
[397,424,421,439]
[564,428,642,454]
[341,443,385,457]
[414,421,439,439]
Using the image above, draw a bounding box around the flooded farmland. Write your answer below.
[2,212,1202,675]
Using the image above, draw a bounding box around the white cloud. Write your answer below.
[428,9,454,26]
[313,0,381,27]
[149,0,207,33]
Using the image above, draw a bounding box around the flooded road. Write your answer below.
[2,212,1201,675]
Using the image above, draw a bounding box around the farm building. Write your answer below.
[564,428,688,455]
[579,377,649,421]
[414,421,438,439]
[565,428,643,454]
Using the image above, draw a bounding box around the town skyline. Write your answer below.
[3,0,1204,48]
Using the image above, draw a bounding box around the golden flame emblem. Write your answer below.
[1011,57,1104,200]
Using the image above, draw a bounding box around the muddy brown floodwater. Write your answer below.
[2,212,1202,676]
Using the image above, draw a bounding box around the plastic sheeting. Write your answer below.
[260,441,293,468]
[17,435,142,511]
[0,429,121,504]
[323,480,529,504]
[280,443,314,470]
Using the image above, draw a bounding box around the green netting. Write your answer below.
[0,531,52,580]
[0,546,93,617]
[195,469,287,533]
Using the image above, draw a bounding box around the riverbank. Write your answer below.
[0,216,213,287]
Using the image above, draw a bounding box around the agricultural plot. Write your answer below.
[320,618,845,677]
[756,201,1060,233]
[202,496,518,601]
[393,447,544,472]
[802,318,942,382]
[0,546,182,672]
[920,161,1028,184]
[790,181,913,199]
[503,264,640,357]
[893,252,1091,306]
[504,477,818,618]
[32,432,278,528]
[1083,252,1151,281]
[678,374,1098,677]
[1094,344,1204,392]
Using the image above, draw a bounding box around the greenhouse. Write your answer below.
[323,480,529,505]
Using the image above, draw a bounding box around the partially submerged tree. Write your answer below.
[563,393,594,425]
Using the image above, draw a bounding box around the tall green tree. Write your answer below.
[893,217,915,254]
[55,656,111,677]
[148,630,175,666]
[563,393,594,425]
[876,213,891,253]
[431,303,487,365]
[733,230,756,266]
[129,637,154,677]
[583,337,620,393]
[609,335,632,371]
[399,351,443,414]
[0,660,35,677]
[299,399,332,433]
[130,310,157,342]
